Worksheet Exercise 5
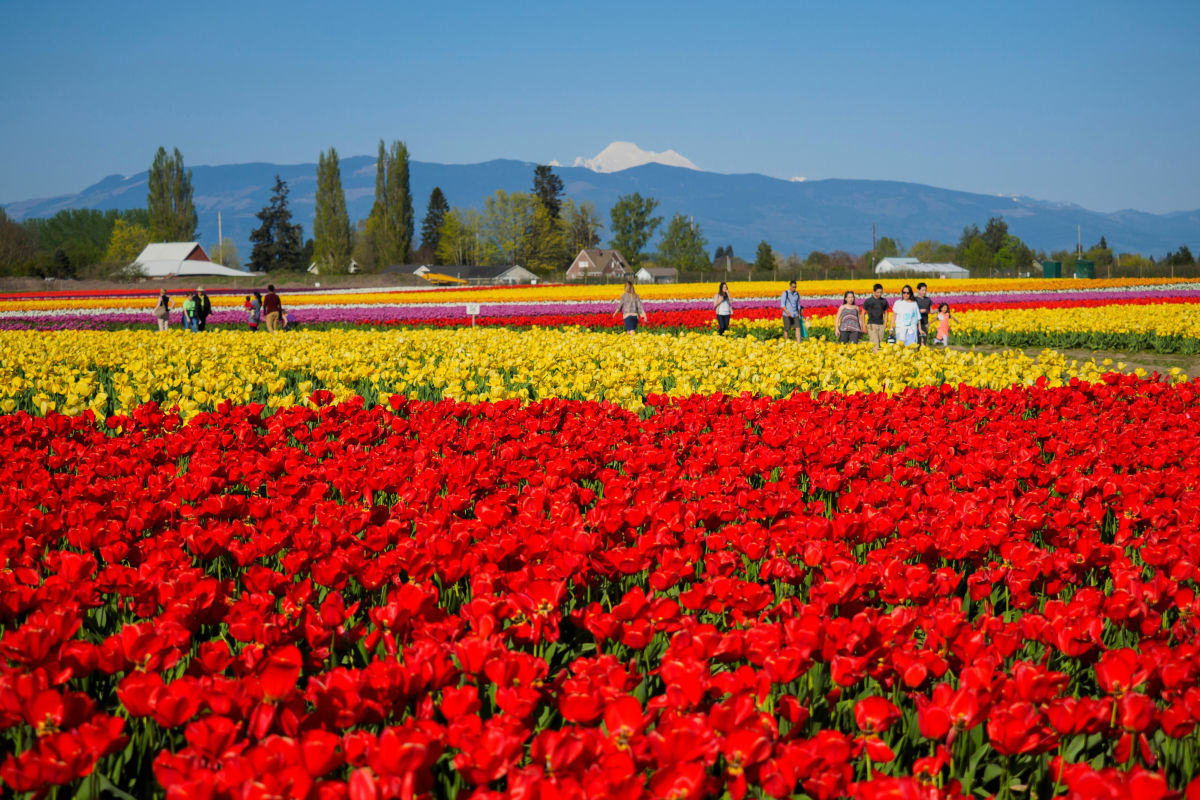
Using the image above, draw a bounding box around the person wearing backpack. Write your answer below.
[780,280,805,342]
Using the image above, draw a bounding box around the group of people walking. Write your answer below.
[828,282,957,350]
[613,279,958,347]
[153,287,211,333]
[152,285,289,332]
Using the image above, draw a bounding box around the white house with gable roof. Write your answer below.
[131,242,252,278]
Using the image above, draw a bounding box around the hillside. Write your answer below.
[5,158,1198,261]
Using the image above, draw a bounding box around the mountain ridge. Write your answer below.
[4,156,1197,262]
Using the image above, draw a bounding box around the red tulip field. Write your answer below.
[3,376,1200,799]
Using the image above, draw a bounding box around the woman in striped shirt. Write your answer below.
[836,291,865,344]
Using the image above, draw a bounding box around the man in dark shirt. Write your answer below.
[195,287,213,331]
[915,282,934,348]
[863,283,890,352]
[262,284,283,332]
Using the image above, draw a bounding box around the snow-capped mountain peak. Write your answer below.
[572,141,700,173]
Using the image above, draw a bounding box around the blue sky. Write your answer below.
[2,0,1198,213]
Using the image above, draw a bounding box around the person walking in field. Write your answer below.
[933,302,958,347]
[195,287,213,331]
[613,281,648,334]
[246,292,262,332]
[713,282,732,335]
[863,283,890,351]
[892,285,921,347]
[153,290,170,332]
[182,292,199,333]
[780,280,805,342]
[262,285,283,332]
[835,290,865,343]
[914,282,933,348]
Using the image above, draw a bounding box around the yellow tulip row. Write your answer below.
[1,277,1193,311]
[0,328,1158,420]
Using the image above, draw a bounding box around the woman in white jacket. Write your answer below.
[892,285,921,346]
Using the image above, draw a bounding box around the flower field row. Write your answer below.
[2,278,1196,312]
[2,379,1199,798]
[0,328,1149,419]
[4,285,1200,352]
[4,291,1199,326]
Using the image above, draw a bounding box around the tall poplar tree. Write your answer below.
[146,147,197,241]
[364,139,414,267]
[313,147,352,272]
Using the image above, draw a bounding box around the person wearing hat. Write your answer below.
[195,286,213,331]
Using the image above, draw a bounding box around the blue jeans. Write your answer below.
[186,316,198,332]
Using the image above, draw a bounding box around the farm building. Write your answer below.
[874,257,970,279]
[131,243,251,278]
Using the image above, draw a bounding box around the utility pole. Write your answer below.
[217,211,223,264]
[872,223,877,270]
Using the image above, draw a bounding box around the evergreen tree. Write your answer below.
[533,165,565,219]
[146,147,197,241]
[420,187,450,263]
[313,147,353,273]
[608,193,662,268]
[249,175,305,272]
[656,214,709,272]
[1167,245,1195,266]
[754,241,776,274]
[364,140,415,267]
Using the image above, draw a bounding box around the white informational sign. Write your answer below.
[465,303,480,316]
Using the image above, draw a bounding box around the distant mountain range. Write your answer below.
[4,143,1198,262]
